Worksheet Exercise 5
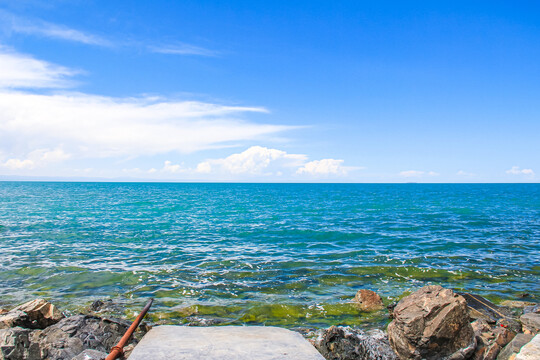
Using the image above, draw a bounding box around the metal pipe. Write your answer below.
[105,298,153,360]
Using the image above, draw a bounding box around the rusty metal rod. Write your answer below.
[105,298,153,360]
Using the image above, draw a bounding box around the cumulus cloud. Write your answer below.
[0,48,294,169]
[193,146,355,178]
[0,147,70,170]
[506,166,535,176]
[196,146,307,176]
[399,170,439,178]
[296,159,348,176]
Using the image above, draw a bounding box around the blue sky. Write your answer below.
[0,0,538,182]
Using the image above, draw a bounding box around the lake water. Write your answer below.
[0,182,538,328]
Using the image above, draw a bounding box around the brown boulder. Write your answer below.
[0,299,63,330]
[387,285,476,360]
[354,289,384,311]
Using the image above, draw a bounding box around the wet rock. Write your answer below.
[497,333,534,360]
[523,305,540,315]
[0,327,40,360]
[461,293,514,324]
[501,301,537,309]
[29,314,145,360]
[520,313,540,334]
[185,317,224,326]
[71,348,108,360]
[0,299,63,330]
[354,289,384,311]
[312,326,398,360]
[387,285,476,360]
[515,334,540,360]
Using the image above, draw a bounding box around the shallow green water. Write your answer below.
[0,183,538,328]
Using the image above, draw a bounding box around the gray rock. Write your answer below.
[497,333,534,360]
[71,349,108,360]
[515,334,540,360]
[312,326,398,360]
[387,285,476,360]
[521,313,540,334]
[29,314,145,360]
[0,327,40,360]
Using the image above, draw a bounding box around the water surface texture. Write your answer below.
[0,183,539,328]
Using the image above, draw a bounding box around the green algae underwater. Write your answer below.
[0,182,539,328]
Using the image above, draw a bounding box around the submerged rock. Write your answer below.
[354,290,384,312]
[387,285,476,360]
[0,299,63,330]
[312,325,398,360]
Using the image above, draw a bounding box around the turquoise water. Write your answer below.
[0,182,539,328]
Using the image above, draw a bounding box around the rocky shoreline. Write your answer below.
[1,286,538,360]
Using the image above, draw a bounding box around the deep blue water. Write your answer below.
[0,182,538,328]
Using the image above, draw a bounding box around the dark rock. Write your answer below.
[0,299,63,330]
[312,325,398,360]
[29,314,147,360]
[71,349,108,360]
[0,327,40,360]
[520,313,540,334]
[497,333,534,360]
[354,289,384,311]
[387,285,476,360]
[460,293,515,324]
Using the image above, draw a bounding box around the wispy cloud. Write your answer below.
[506,166,535,177]
[149,43,218,57]
[0,48,293,172]
[0,10,111,46]
[0,46,79,89]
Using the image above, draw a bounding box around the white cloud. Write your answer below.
[1,158,35,170]
[296,159,348,176]
[399,170,439,178]
[196,146,307,176]
[0,47,79,89]
[149,43,217,57]
[0,147,71,170]
[457,170,475,176]
[0,49,294,168]
[506,166,535,177]
[0,10,111,46]
[162,160,185,174]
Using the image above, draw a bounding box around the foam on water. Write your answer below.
[0,182,538,328]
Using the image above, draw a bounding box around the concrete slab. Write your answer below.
[128,325,324,360]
